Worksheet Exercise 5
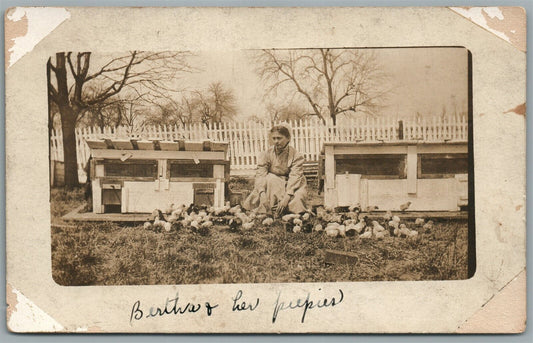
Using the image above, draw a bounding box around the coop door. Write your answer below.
[193,183,215,207]
[336,174,361,206]
[455,174,468,208]
[102,185,122,213]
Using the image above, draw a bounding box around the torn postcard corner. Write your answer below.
[456,270,527,334]
[449,6,526,52]
[4,7,71,70]
[6,283,64,333]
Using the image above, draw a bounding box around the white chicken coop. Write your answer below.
[86,139,229,214]
[322,142,469,211]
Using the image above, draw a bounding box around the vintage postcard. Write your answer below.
[5,7,526,333]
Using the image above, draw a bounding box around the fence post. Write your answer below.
[398,120,404,140]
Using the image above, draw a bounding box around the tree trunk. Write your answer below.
[60,106,80,188]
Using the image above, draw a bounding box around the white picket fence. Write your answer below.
[50,114,468,179]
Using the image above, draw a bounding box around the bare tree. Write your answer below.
[47,51,192,187]
[143,82,236,128]
[256,48,390,124]
[195,82,237,125]
[79,90,148,131]
[264,102,308,123]
[143,99,196,128]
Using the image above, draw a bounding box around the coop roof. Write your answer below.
[322,141,468,148]
[85,139,228,152]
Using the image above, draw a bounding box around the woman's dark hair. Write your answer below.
[270,125,291,139]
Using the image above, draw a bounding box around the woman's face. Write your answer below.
[271,131,290,150]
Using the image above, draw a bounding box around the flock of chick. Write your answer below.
[143,202,435,241]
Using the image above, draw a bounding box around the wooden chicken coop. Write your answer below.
[322,142,469,211]
[86,139,230,214]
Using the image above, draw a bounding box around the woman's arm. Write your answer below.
[255,150,270,193]
[286,152,305,196]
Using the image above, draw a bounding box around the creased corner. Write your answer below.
[504,103,526,116]
[6,285,65,333]
[6,283,18,325]
[5,7,71,70]
[449,7,526,52]
[4,8,28,71]
[456,269,527,333]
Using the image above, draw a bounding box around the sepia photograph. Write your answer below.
[48,47,474,286]
[6,6,526,334]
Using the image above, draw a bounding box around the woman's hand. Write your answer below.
[276,194,292,216]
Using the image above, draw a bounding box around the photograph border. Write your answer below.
[6,2,525,331]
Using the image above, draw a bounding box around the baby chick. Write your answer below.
[143,221,152,230]
[167,213,178,223]
[229,205,242,215]
[262,217,274,226]
[360,230,372,239]
[313,223,323,232]
[393,227,400,237]
[384,210,393,221]
[375,231,386,240]
[326,222,340,230]
[171,208,183,218]
[343,219,356,226]
[201,220,213,229]
[165,204,174,215]
[152,221,164,232]
[256,213,267,221]
[242,222,254,230]
[282,213,299,222]
[348,203,361,213]
[346,211,359,220]
[163,221,172,232]
[400,201,412,212]
[229,217,242,231]
[423,220,434,233]
[354,220,366,234]
[415,218,425,226]
[408,230,419,239]
[399,224,411,237]
[372,221,386,233]
[292,225,302,233]
[345,224,357,237]
[324,206,335,213]
[337,225,346,237]
[366,205,379,213]
[181,218,191,228]
[325,227,339,237]
[152,209,165,221]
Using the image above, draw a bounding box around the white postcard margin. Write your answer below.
[5,6,526,333]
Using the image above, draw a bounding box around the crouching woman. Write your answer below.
[243,125,308,216]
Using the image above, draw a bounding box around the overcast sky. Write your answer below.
[182,47,469,120]
[87,47,469,121]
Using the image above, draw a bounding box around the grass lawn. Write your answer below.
[50,182,469,286]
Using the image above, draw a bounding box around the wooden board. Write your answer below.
[91,149,226,160]
[184,141,204,151]
[136,140,155,150]
[159,141,179,151]
[63,205,152,222]
[324,249,359,265]
[361,211,468,220]
[85,139,108,149]
[111,139,133,150]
